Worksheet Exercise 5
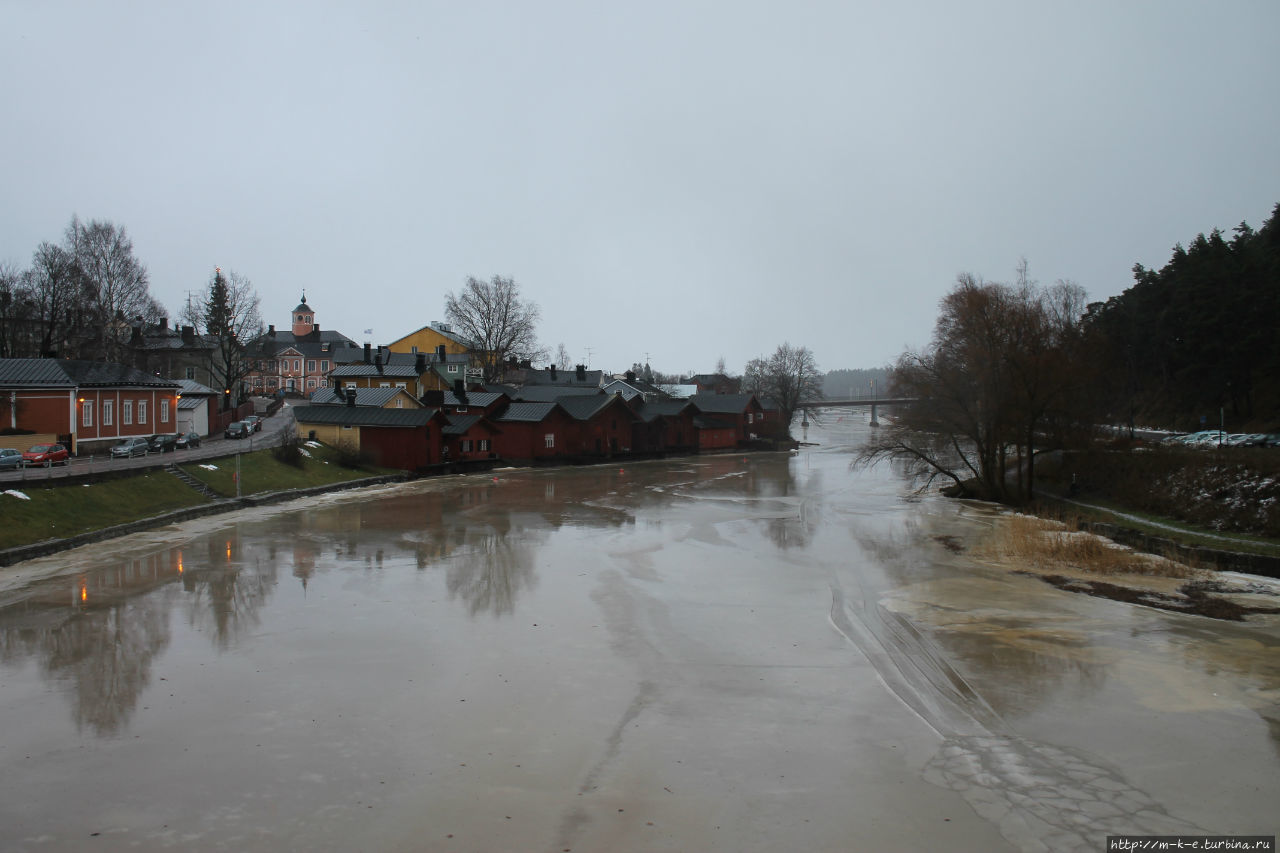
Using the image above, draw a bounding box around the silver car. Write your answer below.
[111,437,151,458]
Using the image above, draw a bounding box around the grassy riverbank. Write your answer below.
[0,443,388,551]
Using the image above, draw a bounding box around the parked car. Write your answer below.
[225,421,249,439]
[243,415,262,433]
[175,431,202,449]
[110,437,151,458]
[22,443,70,467]
[0,447,24,470]
[148,433,179,453]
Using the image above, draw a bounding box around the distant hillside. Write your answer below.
[823,368,890,399]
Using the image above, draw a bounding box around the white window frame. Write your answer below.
[321,360,329,371]
[123,400,133,425]
[161,399,170,422]
[307,360,316,372]
[138,400,147,425]
[82,400,93,427]
[461,439,472,452]
[545,433,555,448]
[102,400,113,426]
[478,439,490,452]
[448,364,459,374]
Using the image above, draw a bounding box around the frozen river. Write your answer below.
[1,417,1277,852]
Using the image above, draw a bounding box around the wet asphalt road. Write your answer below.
[0,408,292,485]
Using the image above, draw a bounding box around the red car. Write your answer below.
[22,443,70,467]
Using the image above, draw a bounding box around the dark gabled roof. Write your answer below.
[495,401,561,423]
[309,387,415,407]
[483,383,520,396]
[0,358,180,389]
[178,379,217,396]
[442,390,505,408]
[441,413,501,436]
[630,398,695,423]
[507,384,604,402]
[291,406,443,428]
[522,367,603,386]
[329,363,420,378]
[556,393,638,422]
[245,329,358,359]
[689,393,759,414]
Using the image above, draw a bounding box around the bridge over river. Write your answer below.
[797,396,914,425]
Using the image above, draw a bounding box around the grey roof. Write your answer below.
[329,363,420,378]
[630,398,695,423]
[178,379,217,396]
[0,358,180,389]
[177,396,204,410]
[245,329,359,361]
[689,393,759,414]
[556,393,636,422]
[523,367,604,386]
[309,387,413,407]
[495,401,560,423]
[291,406,443,428]
[441,413,499,436]
[442,390,505,408]
[507,384,604,402]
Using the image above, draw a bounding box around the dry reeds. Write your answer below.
[977,513,1198,579]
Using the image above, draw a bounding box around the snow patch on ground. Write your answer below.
[299,448,312,457]
[199,464,219,471]
[4,490,31,500]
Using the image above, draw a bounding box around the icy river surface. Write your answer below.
[1,418,1277,852]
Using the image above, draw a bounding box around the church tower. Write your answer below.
[292,292,315,337]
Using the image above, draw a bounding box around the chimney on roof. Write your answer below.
[415,352,426,374]
[268,324,275,337]
[422,389,444,407]
[453,378,465,397]
[334,379,342,393]
[346,387,357,407]
[364,342,371,363]
[549,365,557,381]
[374,353,383,374]
[576,364,586,381]
[313,323,320,335]
[181,325,195,345]
[159,317,168,330]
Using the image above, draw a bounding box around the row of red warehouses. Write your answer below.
[290,390,779,472]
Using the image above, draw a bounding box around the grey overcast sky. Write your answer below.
[3,1,1278,377]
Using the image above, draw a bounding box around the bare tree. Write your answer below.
[555,342,573,371]
[0,261,35,358]
[444,275,546,382]
[743,343,823,438]
[65,217,157,361]
[858,269,1092,503]
[182,268,262,407]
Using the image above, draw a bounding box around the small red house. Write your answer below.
[689,393,766,447]
[492,402,578,462]
[0,358,181,454]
